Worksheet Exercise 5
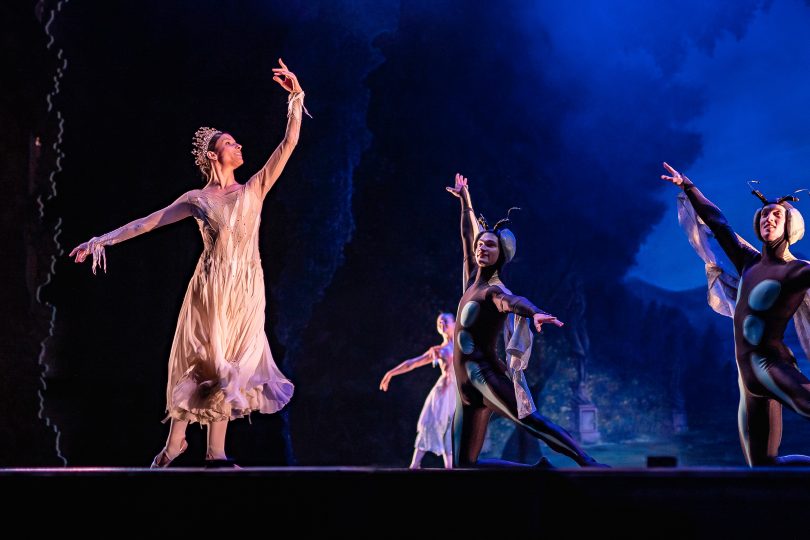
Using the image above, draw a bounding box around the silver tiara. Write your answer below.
[191,126,222,168]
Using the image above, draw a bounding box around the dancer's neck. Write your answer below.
[206,166,237,190]
[762,235,790,263]
[475,265,501,285]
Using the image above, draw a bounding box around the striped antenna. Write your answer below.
[748,180,769,205]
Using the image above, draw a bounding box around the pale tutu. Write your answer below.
[165,175,293,424]
[414,344,456,455]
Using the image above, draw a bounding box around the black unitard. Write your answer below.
[684,181,810,465]
[451,186,599,467]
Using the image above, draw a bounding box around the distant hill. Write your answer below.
[622,277,731,333]
[624,277,809,370]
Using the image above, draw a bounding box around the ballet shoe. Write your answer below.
[150,439,188,468]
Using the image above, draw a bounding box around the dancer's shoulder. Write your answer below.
[487,282,513,296]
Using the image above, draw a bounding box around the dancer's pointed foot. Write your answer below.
[150,439,188,468]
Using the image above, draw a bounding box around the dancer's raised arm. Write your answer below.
[247,58,307,200]
[662,162,757,273]
[446,173,482,290]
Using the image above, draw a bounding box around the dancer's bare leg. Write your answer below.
[165,418,189,455]
[441,452,453,469]
[441,426,453,468]
[151,418,189,468]
[206,419,229,460]
[409,448,426,469]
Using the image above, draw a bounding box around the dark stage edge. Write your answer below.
[5,466,809,536]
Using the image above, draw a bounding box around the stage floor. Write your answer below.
[5,466,809,537]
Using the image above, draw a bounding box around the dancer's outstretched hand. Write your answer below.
[272,58,303,94]
[446,173,468,198]
[69,241,92,264]
[661,162,689,187]
[380,372,393,392]
[533,312,563,333]
[69,238,106,274]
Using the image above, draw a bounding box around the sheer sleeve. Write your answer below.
[682,181,758,274]
[85,191,193,273]
[246,91,306,201]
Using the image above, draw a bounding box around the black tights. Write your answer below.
[739,354,810,465]
[453,359,598,467]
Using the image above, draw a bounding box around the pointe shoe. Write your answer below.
[150,439,188,468]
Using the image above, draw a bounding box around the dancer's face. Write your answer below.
[436,314,455,336]
[760,204,786,242]
[210,133,244,170]
[475,232,500,267]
